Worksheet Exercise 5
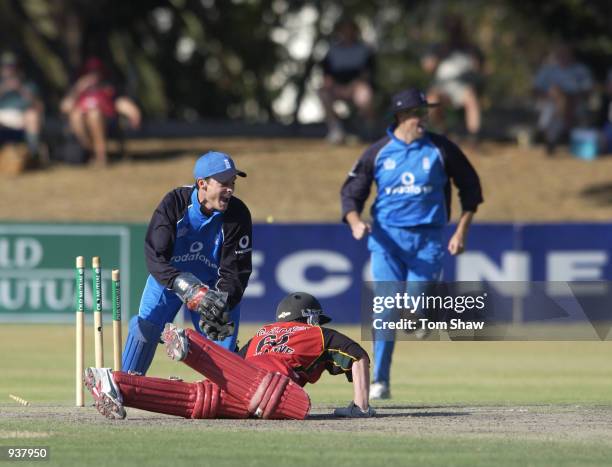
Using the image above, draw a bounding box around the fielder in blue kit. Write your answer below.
[122,151,252,374]
[341,88,483,399]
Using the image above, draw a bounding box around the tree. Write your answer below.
[1,0,609,122]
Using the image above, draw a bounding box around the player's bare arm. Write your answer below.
[351,357,371,411]
[448,210,474,256]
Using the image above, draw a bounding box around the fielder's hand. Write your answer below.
[350,220,371,240]
[197,289,234,341]
[172,273,208,307]
[447,232,466,255]
[333,401,376,418]
[345,211,371,240]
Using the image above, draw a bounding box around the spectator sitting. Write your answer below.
[533,44,593,154]
[60,57,141,166]
[0,51,44,163]
[422,15,484,142]
[318,17,375,144]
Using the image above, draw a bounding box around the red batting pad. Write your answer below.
[182,329,268,397]
[247,371,311,420]
[183,330,310,419]
[112,371,248,419]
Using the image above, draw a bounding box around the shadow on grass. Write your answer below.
[308,411,470,420]
[581,182,612,205]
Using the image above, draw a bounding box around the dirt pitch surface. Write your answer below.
[2,404,611,442]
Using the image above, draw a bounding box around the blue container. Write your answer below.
[570,128,599,160]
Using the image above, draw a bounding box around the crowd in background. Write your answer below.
[0,51,140,169]
[1,13,611,171]
[319,15,611,156]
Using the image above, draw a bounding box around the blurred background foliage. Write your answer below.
[0,0,610,122]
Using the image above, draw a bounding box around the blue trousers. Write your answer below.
[138,275,240,349]
[122,275,240,374]
[370,225,444,385]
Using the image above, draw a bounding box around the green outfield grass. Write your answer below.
[1,324,611,466]
[2,324,609,405]
[1,418,611,467]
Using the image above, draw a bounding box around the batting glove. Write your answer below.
[333,401,376,418]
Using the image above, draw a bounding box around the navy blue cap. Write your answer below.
[389,88,438,114]
[193,151,246,183]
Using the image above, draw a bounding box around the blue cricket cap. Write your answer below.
[193,151,247,183]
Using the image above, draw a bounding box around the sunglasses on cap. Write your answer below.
[401,107,429,118]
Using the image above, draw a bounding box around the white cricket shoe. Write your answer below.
[333,401,376,418]
[369,381,390,400]
[414,324,431,340]
[83,367,126,420]
[161,323,189,361]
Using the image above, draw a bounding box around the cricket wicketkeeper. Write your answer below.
[121,151,252,376]
[85,292,376,419]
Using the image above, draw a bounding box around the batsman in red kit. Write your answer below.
[84,292,376,420]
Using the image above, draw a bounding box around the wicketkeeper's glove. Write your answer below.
[172,273,234,340]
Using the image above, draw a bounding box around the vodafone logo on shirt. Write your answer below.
[384,171,433,195]
[171,241,218,269]
[401,171,415,186]
[190,242,204,253]
[236,235,252,255]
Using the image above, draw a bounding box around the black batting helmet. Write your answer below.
[275,292,332,325]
